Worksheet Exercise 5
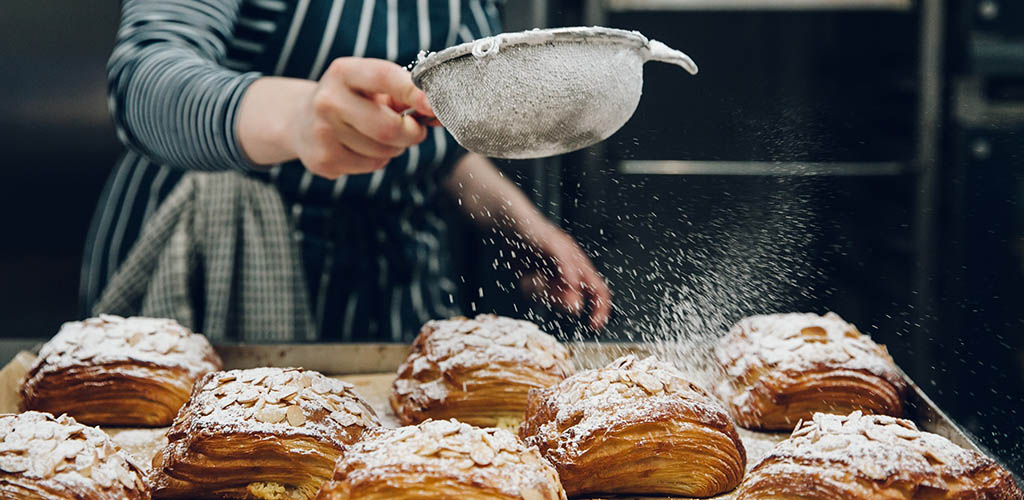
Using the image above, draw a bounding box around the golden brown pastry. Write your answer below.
[20,315,222,427]
[149,367,380,500]
[714,312,907,431]
[520,355,746,498]
[391,314,573,428]
[736,411,1023,500]
[314,419,566,500]
[0,411,150,499]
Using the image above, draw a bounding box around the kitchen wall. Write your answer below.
[0,1,122,341]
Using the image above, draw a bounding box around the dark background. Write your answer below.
[1,0,1021,476]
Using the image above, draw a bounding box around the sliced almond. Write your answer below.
[342,400,364,415]
[311,379,332,395]
[236,388,260,404]
[890,424,920,440]
[126,331,146,346]
[588,378,610,396]
[117,465,137,489]
[469,444,495,466]
[250,372,269,386]
[329,411,356,427]
[0,457,28,473]
[536,353,556,369]
[636,373,664,393]
[99,313,124,323]
[56,440,84,460]
[257,406,287,424]
[277,386,299,401]
[417,441,440,456]
[34,439,57,455]
[75,451,95,471]
[286,405,306,427]
[271,372,294,387]
[297,375,313,388]
[92,466,114,488]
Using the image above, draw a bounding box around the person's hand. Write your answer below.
[291,58,437,179]
[518,225,612,330]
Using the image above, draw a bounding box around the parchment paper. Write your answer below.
[0,351,787,499]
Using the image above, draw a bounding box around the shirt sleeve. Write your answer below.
[107,0,263,171]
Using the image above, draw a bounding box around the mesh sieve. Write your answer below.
[411,27,698,159]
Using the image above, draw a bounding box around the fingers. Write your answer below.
[375,93,441,127]
[327,119,406,159]
[554,264,585,316]
[335,89,428,147]
[339,58,434,116]
[581,267,612,330]
[312,86,426,151]
[317,59,430,149]
[304,123,389,178]
[539,236,613,330]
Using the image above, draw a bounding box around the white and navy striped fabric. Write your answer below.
[82,0,502,341]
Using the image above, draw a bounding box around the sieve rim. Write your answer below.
[410,26,649,88]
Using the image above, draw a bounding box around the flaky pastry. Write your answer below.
[0,411,150,499]
[315,419,566,500]
[520,355,746,497]
[21,315,222,426]
[391,314,573,428]
[714,312,906,431]
[735,411,1023,500]
[150,367,380,500]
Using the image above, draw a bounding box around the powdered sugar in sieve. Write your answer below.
[411,27,698,159]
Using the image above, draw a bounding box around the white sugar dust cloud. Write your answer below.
[565,173,825,390]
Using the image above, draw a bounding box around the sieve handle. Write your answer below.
[643,40,699,75]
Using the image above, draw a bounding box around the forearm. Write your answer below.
[444,154,556,241]
[236,77,316,165]
[108,0,260,171]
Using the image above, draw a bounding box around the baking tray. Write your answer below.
[0,342,1006,499]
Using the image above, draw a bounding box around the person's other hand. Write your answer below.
[292,58,437,179]
[519,225,612,330]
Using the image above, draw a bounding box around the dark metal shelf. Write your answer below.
[618,160,909,176]
[605,0,912,12]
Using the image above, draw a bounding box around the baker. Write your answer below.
[82,0,610,342]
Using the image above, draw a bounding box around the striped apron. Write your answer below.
[81,0,502,342]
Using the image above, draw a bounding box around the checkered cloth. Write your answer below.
[93,171,316,342]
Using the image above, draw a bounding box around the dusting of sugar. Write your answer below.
[24,315,221,382]
[0,411,149,497]
[106,428,168,470]
[160,367,380,453]
[739,411,1018,496]
[392,314,573,413]
[327,419,566,500]
[713,312,906,422]
[521,355,743,466]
